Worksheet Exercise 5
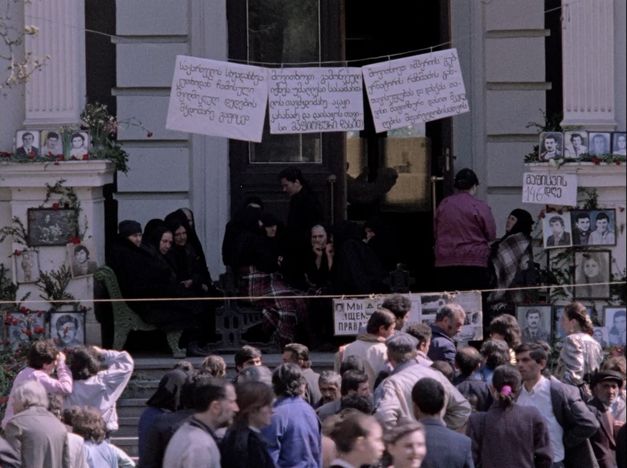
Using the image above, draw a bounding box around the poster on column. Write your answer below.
[166,55,268,142]
[268,67,364,134]
[362,49,469,133]
[521,172,578,206]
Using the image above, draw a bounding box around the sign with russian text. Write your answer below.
[166,55,268,142]
[362,49,469,133]
[268,67,364,134]
[522,172,578,206]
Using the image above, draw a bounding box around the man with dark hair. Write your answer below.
[234,345,263,373]
[587,371,623,468]
[589,212,615,245]
[341,308,396,391]
[428,304,466,366]
[406,323,433,366]
[282,343,321,406]
[521,308,550,343]
[477,339,510,383]
[316,370,371,421]
[376,333,470,431]
[540,134,562,160]
[546,216,571,247]
[411,377,474,467]
[261,363,321,467]
[572,212,591,245]
[381,294,412,331]
[515,343,599,468]
[163,375,237,468]
[15,131,39,158]
[454,346,492,412]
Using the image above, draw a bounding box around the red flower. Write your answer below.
[23,328,32,337]
[13,249,21,256]
[56,155,64,161]
[69,236,81,245]
[616,160,622,166]
[19,306,28,314]
[591,156,601,165]
[146,131,153,138]
[0,151,12,158]
[33,326,45,334]
[82,153,89,160]
[52,202,60,210]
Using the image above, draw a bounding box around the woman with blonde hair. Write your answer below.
[556,301,603,399]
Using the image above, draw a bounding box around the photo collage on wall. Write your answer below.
[538,130,626,162]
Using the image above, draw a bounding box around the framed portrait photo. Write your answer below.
[66,242,98,278]
[563,131,588,159]
[592,326,607,349]
[516,305,552,343]
[604,306,626,347]
[539,132,564,161]
[588,132,611,157]
[14,249,40,283]
[49,309,85,349]
[543,212,573,249]
[573,250,611,299]
[65,131,90,161]
[15,130,40,158]
[612,132,626,157]
[586,209,617,247]
[27,208,78,247]
[40,130,64,160]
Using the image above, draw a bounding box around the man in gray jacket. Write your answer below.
[375,333,471,431]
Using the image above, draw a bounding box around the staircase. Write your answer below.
[113,352,336,460]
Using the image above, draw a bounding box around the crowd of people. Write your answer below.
[1,299,625,467]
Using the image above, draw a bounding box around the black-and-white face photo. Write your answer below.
[612,132,626,156]
[50,312,85,348]
[563,131,588,159]
[539,132,563,161]
[517,305,552,343]
[588,132,611,157]
[543,212,572,249]
[605,307,626,347]
[15,130,40,158]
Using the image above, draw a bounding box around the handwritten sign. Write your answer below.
[166,55,268,142]
[522,172,578,206]
[362,49,469,133]
[333,298,381,335]
[268,67,364,134]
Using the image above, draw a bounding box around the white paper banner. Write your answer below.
[268,67,364,134]
[522,172,578,206]
[166,55,268,142]
[362,49,469,133]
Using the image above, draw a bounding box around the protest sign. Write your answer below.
[522,172,578,206]
[268,67,364,134]
[166,55,268,142]
[362,49,469,133]
[333,298,381,335]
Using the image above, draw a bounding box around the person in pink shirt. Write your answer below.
[1,340,73,429]
[434,168,497,291]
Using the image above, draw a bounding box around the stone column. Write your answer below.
[23,0,86,127]
[561,0,615,130]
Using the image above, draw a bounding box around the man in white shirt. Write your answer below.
[589,212,615,245]
[516,343,599,468]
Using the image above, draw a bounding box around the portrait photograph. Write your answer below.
[574,250,611,299]
[570,210,592,247]
[15,130,40,158]
[49,310,85,349]
[66,131,90,160]
[66,241,98,278]
[587,209,616,246]
[563,131,588,159]
[14,249,40,283]
[604,307,626,347]
[27,208,78,247]
[516,305,552,343]
[592,327,607,348]
[40,130,64,159]
[542,212,572,249]
[539,131,563,161]
[588,132,611,157]
[612,132,626,156]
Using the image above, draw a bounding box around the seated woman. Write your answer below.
[231,205,307,346]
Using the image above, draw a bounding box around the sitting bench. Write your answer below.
[94,266,186,358]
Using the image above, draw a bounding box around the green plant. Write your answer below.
[36,265,75,306]
[0,216,28,248]
[0,263,17,303]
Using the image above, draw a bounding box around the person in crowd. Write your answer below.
[236,365,274,387]
[3,380,69,468]
[328,412,385,468]
[222,196,264,269]
[476,339,511,384]
[137,369,190,462]
[69,406,135,468]
[382,420,427,468]
[234,345,263,374]
[163,375,238,468]
[466,365,552,468]
[341,309,396,391]
[406,323,433,367]
[587,370,625,468]
[434,168,496,291]
[47,395,89,468]
[375,333,471,431]
[556,302,603,399]
[363,217,401,274]
[220,381,275,468]
[382,294,412,331]
[427,304,466,366]
[261,363,322,467]
[520,308,550,343]
[340,394,375,415]
[0,436,20,468]
[617,424,627,468]
[317,370,342,408]
[230,204,307,346]
[65,345,134,433]
[2,339,73,429]
[431,360,455,382]
[488,313,522,362]
[412,377,474,467]
[575,252,610,299]
[564,132,587,159]
[200,355,227,377]
[601,356,627,422]
[608,310,626,347]
[317,370,371,422]
[339,355,367,375]
[546,215,571,247]
[454,346,493,412]
[487,208,535,306]
[572,211,592,246]
[331,220,388,294]
[515,342,600,468]
[282,342,322,406]
[166,208,212,285]
[589,212,615,246]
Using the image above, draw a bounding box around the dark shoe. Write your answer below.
[187,342,210,357]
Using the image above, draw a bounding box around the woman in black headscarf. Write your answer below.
[488,209,536,307]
